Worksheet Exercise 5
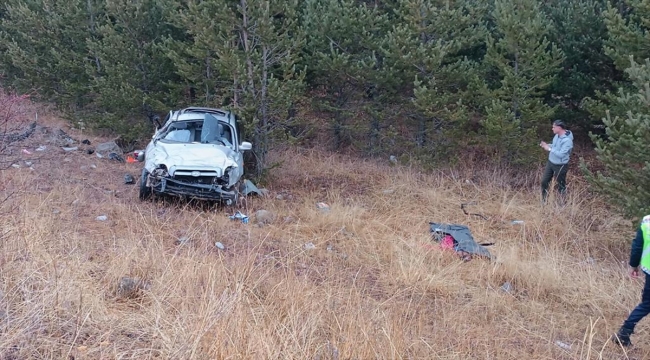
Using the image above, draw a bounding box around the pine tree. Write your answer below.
[481,0,564,167]
[167,0,305,176]
[86,0,182,141]
[301,0,389,151]
[0,0,101,108]
[542,0,619,132]
[581,57,650,221]
[382,0,487,161]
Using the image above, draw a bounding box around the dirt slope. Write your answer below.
[0,101,646,359]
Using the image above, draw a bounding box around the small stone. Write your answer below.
[62,146,78,152]
[63,158,71,163]
[215,242,225,250]
[255,209,275,224]
[124,173,134,184]
[116,277,149,298]
[96,215,108,221]
[304,242,316,250]
[175,237,190,246]
[276,194,285,200]
[90,164,97,169]
[82,139,91,145]
[555,340,571,351]
[24,161,32,166]
[316,202,330,212]
[11,164,19,169]
[86,148,95,155]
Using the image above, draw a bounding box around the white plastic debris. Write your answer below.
[215,242,225,250]
[555,340,571,351]
[96,215,108,221]
[35,145,47,152]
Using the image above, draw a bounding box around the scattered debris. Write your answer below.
[125,154,137,163]
[86,148,94,155]
[326,244,333,252]
[500,282,513,293]
[116,277,149,299]
[430,222,494,261]
[108,152,125,163]
[511,220,525,225]
[96,141,123,157]
[51,128,76,146]
[382,189,395,194]
[90,164,97,169]
[62,146,78,152]
[304,242,316,250]
[254,209,275,224]
[96,215,108,221]
[124,173,134,184]
[10,164,19,169]
[276,194,285,200]
[229,211,249,224]
[316,202,330,212]
[35,145,47,152]
[21,149,32,155]
[52,209,61,215]
[554,340,571,351]
[175,236,191,246]
[461,202,489,220]
[389,155,398,164]
[1,122,36,143]
[82,139,91,145]
[240,179,263,196]
[24,161,32,166]
[215,242,225,250]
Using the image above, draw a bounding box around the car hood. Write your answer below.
[146,141,238,176]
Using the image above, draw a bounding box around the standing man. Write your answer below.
[539,119,573,202]
[612,215,650,347]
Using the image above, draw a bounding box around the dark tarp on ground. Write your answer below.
[429,222,492,259]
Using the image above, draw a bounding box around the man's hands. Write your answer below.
[630,266,640,279]
[540,141,550,151]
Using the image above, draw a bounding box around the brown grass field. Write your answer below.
[0,95,648,359]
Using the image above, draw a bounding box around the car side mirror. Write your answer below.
[239,141,252,151]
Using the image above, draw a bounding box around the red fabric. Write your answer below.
[441,234,455,250]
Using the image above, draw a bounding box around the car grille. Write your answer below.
[173,175,216,184]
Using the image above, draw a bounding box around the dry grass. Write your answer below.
[0,105,647,359]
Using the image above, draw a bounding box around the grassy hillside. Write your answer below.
[0,97,646,359]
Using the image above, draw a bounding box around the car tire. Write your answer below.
[139,168,152,201]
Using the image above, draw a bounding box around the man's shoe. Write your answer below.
[611,334,631,347]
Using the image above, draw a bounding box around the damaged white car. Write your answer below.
[137,107,252,205]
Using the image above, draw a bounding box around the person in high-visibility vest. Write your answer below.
[612,215,650,347]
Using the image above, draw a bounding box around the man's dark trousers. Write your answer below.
[541,161,568,201]
[619,273,650,339]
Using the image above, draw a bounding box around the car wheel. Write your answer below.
[139,168,152,201]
